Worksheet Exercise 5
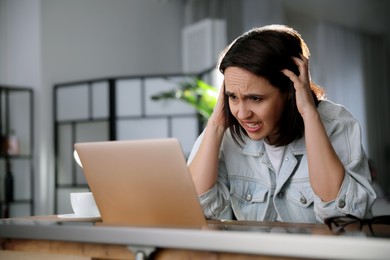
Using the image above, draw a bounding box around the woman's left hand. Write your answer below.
[283,55,345,202]
[281,55,317,119]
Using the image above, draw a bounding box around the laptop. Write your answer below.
[74,138,207,229]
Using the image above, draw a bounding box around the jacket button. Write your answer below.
[300,196,307,204]
[338,200,346,208]
[278,192,284,199]
[246,194,252,201]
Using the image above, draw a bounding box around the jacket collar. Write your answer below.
[239,136,307,156]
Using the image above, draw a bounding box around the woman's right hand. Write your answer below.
[207,83,227,131]
[189,83,227,195]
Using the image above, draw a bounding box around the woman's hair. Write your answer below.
[218,24,325,147]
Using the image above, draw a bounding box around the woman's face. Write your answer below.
[224,66,287,144]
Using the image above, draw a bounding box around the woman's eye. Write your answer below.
[228,94,237,101]
[250,96,263,102]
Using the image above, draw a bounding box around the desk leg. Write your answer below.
[127,245,155,260]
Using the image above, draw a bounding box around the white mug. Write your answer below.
[70,192,100,217]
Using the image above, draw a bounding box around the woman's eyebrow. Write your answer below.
[225,91,265,98]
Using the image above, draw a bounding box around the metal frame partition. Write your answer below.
[0,86,34,218]
[53,69,215,214]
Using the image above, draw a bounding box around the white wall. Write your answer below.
[0,0,41,87]
[41,0,183,82]
[242,0,285,31]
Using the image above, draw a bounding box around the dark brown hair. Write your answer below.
[218,25,324,147]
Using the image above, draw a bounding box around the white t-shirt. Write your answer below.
[263,141,286,174]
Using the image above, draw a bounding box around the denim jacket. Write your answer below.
[188,100,376,223]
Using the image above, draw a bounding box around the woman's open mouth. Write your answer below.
[243,122,262,133]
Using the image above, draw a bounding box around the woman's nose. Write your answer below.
[237,103,252,119]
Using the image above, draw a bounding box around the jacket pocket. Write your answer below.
[285,182,314,208]
[281,181,316,222]
[230,177,269,219]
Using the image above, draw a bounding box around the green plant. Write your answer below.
[151,78,218,120]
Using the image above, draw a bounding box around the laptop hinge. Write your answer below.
[127,245,156,260]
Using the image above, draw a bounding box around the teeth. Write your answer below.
[246,122,259,128]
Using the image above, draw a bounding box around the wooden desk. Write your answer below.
[1,216,389,260]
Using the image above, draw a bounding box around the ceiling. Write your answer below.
[282,0,390,39]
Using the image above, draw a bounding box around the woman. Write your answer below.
[187,25,376,223]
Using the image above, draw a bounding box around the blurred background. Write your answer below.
[0,0,389,217]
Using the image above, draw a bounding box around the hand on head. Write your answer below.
[281,55,317,119]
[208,84,227,131]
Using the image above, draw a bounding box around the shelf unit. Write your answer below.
[0,86,34,218]
[53,69,215,214]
